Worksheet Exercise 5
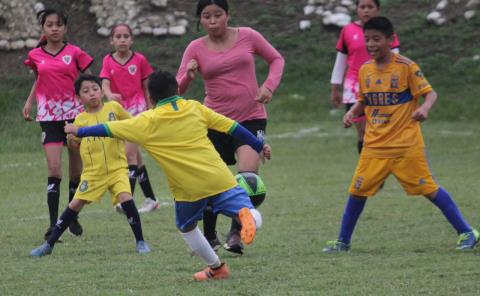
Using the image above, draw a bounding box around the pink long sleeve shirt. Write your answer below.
[177,27,284,122]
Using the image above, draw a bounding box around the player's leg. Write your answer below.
[135,150,159,213]
[43,142,63,240]
[67,142,83,236]
[176,199,229,281]
[125,141,139,194]
[323,156,391,252]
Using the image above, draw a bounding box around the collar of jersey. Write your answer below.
[156,95,182,107]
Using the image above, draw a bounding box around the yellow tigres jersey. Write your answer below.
[357,54,433,158]
[74,101,131,176]
[104,96,238,202]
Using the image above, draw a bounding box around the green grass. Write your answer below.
[1,119,480,295]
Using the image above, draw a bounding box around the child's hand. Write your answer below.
[260,144,272,164]
[412,105,429,122]
[187,59,198,80]
[66,134,81,148]
[22,100,33,122]
[343,110,354,128]
[64,123,79,136]
[255,86,273,104]
[107,93,122,102]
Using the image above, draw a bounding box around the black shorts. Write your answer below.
[40,120,74,146]
[208,119,267,166]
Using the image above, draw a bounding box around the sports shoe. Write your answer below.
[456,229,479,250]
[30,242,53,257]
[223,230,244,255]
[193,263,230,281]
[114,203,124,215]
[68,217,83,236]
[238,208,256,245]
[138,198,160,213]
[136,240,151,254]
[322,240,351,253]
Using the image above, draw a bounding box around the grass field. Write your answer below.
[1,117,479,295]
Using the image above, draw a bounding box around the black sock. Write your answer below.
[47,177,61,227]
[203,206,218,240]
[357,141,364,154]
[121,199,144,242]
[137,166,156,201]
[68,180,79,203]
[47,207,78,247]
[128,165,138,194]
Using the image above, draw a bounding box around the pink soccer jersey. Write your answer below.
[336,22,400,103]
[24,43,93,121]
[99,52,154,116]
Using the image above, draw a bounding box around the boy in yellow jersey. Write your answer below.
[63,71,270,281]
[323,17,478,252]
[31,75,151,257]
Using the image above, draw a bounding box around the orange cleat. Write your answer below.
[238,208,256,245]
[193,263,230,281]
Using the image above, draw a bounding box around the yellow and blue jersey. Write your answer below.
[74,101,131,176]
[104,96,238,202]
[357,54,433,158]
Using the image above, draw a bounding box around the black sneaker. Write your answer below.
[68,217,83,236]
[223,230,244,255]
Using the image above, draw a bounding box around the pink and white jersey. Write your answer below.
[177,27,284,123]
[336,22,400,103]
[99,52,154,116]
[24,43,93,121]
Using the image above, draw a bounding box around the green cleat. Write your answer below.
[322,240,350,253]
[456,229,479,250]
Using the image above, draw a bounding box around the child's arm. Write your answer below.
[343,102,365,128]
[142,79,153,109]
[412,90,437,122]
[231,124,271,161]
[23,81,36,122]
[102,79,122,102]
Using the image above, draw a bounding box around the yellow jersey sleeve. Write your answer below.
[197,102,237,134]
[105,112,150,145]
[408,63,433,97]
[111,101,132,120]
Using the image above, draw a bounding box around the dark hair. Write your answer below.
[356,0,380,7]
[110,23,133,38]
[74,74,102,95]
[196,0,229,17]
[148,71,178,103]
[36,9,68,47]
[363,16,394,37]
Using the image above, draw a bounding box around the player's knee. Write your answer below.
[47,163,62,177]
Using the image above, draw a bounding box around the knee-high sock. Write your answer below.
[428,187,471,234]
[137,166,156,201]
[338,195,367,244]
[68,180,79,203]
[203,206,218,240]
[121,199,144,242]
[47,207,78,247]
[128,165,138,194]
[47,177,61,227]
[182,227,221,268]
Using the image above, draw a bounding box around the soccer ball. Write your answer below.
[235,172,266,199]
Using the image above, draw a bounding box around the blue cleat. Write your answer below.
[456,229,479,250]
[30,242,53,257]
[322,240,351,253]
[136,240,151,254]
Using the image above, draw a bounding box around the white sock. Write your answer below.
[181,227,221,268]
[251,208,262,229]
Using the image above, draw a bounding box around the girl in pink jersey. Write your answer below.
[22,9,93,240]
[100,24,159,213]
[177,0,284,254]
[330,0,400,153]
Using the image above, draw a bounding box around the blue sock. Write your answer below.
[338,195,367,244]
[428,187,471,234]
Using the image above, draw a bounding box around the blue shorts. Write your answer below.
[175,185,253,232]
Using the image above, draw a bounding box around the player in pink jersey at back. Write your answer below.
[23,9,93,240]
[177,0,284,255]
[100,24,159,213]
[330,0,400,153]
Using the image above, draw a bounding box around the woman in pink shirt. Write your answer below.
[330,0,399,153]
[100,24,159,214]
[177,0,284,254]
[23,9,93,240]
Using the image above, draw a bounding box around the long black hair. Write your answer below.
[36,9,68,47]
[196,0,229,31]
[356,0,380,8]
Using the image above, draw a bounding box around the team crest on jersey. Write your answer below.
[79,180,89,192]
[108,112,116,121]
[128,65,137,75]
[375,79,382,85]
[390,74,399,89]
[62,55,72,65]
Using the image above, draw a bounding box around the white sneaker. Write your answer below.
[138,198,160,213]
[114,203,125,215]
